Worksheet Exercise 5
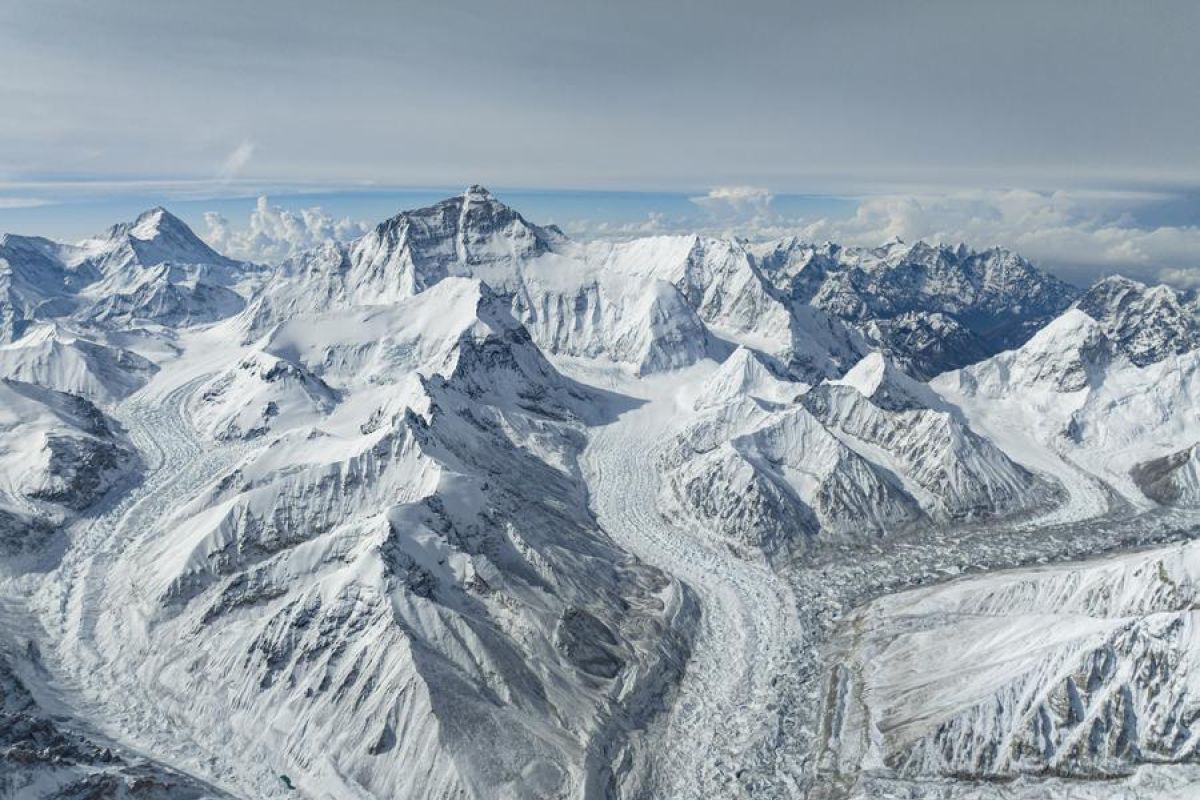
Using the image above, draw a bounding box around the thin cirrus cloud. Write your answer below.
[217,141,256,181]
[2,0,1197,286]
[0,197,51,209]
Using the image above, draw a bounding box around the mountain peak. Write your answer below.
[97,206,202,247]
[74,206,237,274]
[463,184,494,201]
[353,188,560,293]
[829,350,940,410]
[1075,274,1200,366]
[129,206,191,241]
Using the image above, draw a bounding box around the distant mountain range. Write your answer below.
[0,187,1196,800]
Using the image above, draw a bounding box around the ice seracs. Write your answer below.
[0,649,218,799]
[3,187,1200,800]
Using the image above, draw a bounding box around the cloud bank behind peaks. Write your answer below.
[197,188,1198,290]
[796,189,1200,287]
[581,186,1200,289]
[203,196,367,263]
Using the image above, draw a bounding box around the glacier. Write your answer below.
[0,186,1197,799]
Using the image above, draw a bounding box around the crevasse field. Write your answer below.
[1,187,1199,800]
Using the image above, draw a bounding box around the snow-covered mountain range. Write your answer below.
[0,187,1197,799]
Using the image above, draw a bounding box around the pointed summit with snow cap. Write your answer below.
[694,346,799,410]
[127,207,193,241]
[76,207,238,276]
[804,351,1050,520]
[463,183,493,200]
[341,184,563,300]
[943,307,1115,396]
[828,350,943,411]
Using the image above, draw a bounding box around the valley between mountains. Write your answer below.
[1,187,1199,799]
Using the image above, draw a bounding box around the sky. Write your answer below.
[1,0,1198,287]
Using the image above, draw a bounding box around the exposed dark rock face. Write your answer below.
[1075,275,1200,366]
[752,238,1079,377]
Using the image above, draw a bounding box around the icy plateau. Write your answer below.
[0,186,1198,800]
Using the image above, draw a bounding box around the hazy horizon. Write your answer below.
[2,0,1198,288]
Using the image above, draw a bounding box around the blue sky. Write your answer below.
[1,0,1197,287]
[3,181,1199,290]
[0,184,853,243]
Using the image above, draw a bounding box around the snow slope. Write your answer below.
[28,278,686,800]
[0,379,137,553]
[659,349,1056,556]
[0,323,158,403]
[936,306,1200,507]
[823,539,1200,796]
[1,188,1198,800]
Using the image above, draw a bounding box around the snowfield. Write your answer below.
[822,539,1200,799]
[0,187,1198,799]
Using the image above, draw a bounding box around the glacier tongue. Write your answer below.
[22,279,688,800]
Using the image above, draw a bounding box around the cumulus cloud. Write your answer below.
[690,185,775,218]
[217,140,255,180]
[791,189,1200,288]
[202,196,368,263]
[1159,267,1200,290]
[579,187,1200,289]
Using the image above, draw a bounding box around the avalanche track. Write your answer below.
[581,379,803,800]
